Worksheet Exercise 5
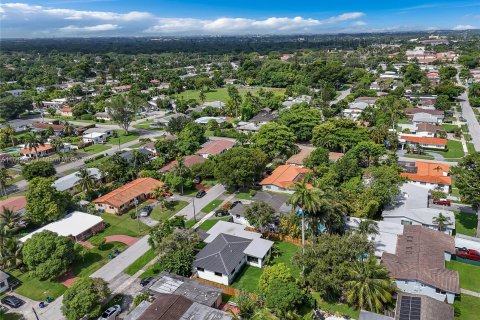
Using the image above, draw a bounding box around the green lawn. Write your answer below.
[447,260,480,292]
[397,117,410,124]
[231,241,300,292]
[133,120,160,131]
[431,140,464,159]
[235,192,254,200]
[72,241,128,277]
[454,295,480,320]
[442,124,459,132]
[467,143,476,154]
[108,131,141,145]
[91,211,150,239]
[403,153,435,160]
[82,144,111,155]
[85,155,110,168]
[197,216,231,231]
[150,200,189,221]
[455,211,478,237]
[200,199,223,213]
[185,219,197,228]
[312,293,360,319]
[11,270,67,301]
[124,248,157,276]
[175,87,285,103]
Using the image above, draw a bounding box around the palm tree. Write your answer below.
[432,212,451,231]
[358,220,380,236]
[344,256,395,313]
[63,121,75,136]
[0,168,12,198]
[151,184,167,208]
[3,124,15,147]
[75,168,96,193]
[0,235,23,269]
[288,180,321,252]
[0,207,24,234]
[23,132,44,160]
[50,137,64,155]
[199,89,206,103]
[173,157,189,195]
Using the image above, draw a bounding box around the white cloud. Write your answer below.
[352,21,367,27]
[452,24,477,30]
[60,24,120,32]
[0,2,365,37]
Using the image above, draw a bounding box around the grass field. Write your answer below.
[124,248,157,276]
[455,211,478,237]
[72,241,128,277]
[108,131,141,145]
[133,120,159,131]
[467,143,476,154]
[11,270,67,301]
[442,124,459,132]
[82,144,111,155]
[454,295,480,320]
[231,241,299,292]
[446,260,480,292]
[174,87,285,103]
[403,153,435,160]
[200,199,223,213]
[431,140,464,159]
[311,293,360,319]
[150,200,188,221]
[91,211,150,239]
[197,216,231,231]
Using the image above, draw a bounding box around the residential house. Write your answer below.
[52,168,102,194]
[0,196,27,215]
[193,221,273,285]
[381,225,459,303]
[249,108,278,124]
[119,148,156,162]
[400,136,447,150]
[94,112,111,121]
[259,164,311,193]
[194,116,227,125]
[0,270,9,294]
[159,155,206,173]
[399,161,451,193]
[93,177,163,214]
[343,101,371,120]
[202,101,225,109]
[355,96,379,104]
[5,89,26,97]
[59,106,74,117]
[82,128,113,144]
[382,184,455,235]
[286,146,314,167]
[282,95,312,108]
[42,98,68,108]
[405,108,444,124]
[31,123,65,136]
[235,122,261,133]
[111,85,131,93]
[196,139,236,159]
[415,123,443,137]
[20,211,105,243]
[19,143,55,159]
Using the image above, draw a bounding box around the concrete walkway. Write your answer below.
[191,193,237,229]
[461,288,480,298]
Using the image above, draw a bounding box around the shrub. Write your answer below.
[80,114,94,120]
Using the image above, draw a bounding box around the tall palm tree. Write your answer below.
[344,256,395,313]
[50,137,64,156]
[3,124,15,147]
[63,121,75,136]
[75,168,96,193]
[0,207,24,234]
[0,235,24,269]
[0,168,12,198]
[432,212,451,231]
[173,157,189,195]
[151,184,167,208]
[288,180,321,252]
[23,132,44,160]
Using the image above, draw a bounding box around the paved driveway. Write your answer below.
[175,184,226,221]
[456,73,480,151]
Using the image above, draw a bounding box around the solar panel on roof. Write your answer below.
[399,296,422,320]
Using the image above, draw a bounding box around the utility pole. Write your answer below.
[135,198,140,234]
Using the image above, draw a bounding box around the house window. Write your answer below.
[214,272,223,277]
[247,256,259,263]
[231,268,236,274]
[401,220,413,225]
[0,281,5,288]
[197,267,204,272]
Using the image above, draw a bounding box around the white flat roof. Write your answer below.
[83,132,105,139]
[20,211,103,242]
[52,168,101,192]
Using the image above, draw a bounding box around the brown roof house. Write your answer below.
[381,225,459,304]
[0,196,27,214]
[93,177,163,214]
[159,155,206,173]
[196,139,236,159]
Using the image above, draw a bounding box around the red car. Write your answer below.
[433,198,451,206]
[456,248,480,262]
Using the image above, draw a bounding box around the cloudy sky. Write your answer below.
[0,1,479,38]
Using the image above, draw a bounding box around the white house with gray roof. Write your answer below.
[52,168,102,194]
[193,221,273,285]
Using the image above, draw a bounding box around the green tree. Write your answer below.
[0,95,33,120]
[312,119,370,152]
[1,124,16,147]
[0,168,12,197]
[278,103,322,141]
[23,230,75,280]
[226,84,242,117]
[303,147,329,170]
[349,141,385,168]
[62,277,110,320]
[452,152,480,209]
[432,212,452,231]
[357,219,379,236]
[0,234,23,270]
[75,168,96,193]
[344,256,395,313]
[107,95,140,134]
[214,147,268,189]
[25,177,72,224]
[0,207,24,234]
[167,115,192,135]
[244,201,275,233]
[22,160,56,180]
[251,122,298,159]
[177,122,206,155]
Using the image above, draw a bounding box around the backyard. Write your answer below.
[446,260,480,293]
[150,200,189,221]
[311,293,360,319]
[454,295,480,320]
[455,211,478,237]
[231,241,300,292]
[174,87,285,103]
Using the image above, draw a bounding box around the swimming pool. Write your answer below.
[2,148,19,154]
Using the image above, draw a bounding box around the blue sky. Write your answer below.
[0,1,479,38]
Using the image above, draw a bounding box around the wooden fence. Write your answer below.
[244,227,305,246]
[191,276,241,297]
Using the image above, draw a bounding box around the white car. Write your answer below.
[98,305,121,320]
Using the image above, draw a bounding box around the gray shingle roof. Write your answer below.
[194,233,252,275]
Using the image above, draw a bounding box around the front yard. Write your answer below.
[150,200,188,221]
[200,199,223,213]
[72,241,128,277]
[11,270,67,301]
[431,140,464,159]
[124,248,156,276]
[455,211,478,237]
[82,144,111,155]
[197,216,231,231]
[231,241,300,292]
[107,131,140,145]
[454,295,480,320]
[95,210,151,238]
[311,293,360,319]
[446,260,480,292]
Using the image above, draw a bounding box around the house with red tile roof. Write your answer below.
[159,155,206,173]
[259,164,311,193]
[196,139,236,159]
[0,196,27,214]
[400,135,447,150]
[59,106,74,117]
[93,177,163,214]
[19,144,54,159]
[400,161,451,193]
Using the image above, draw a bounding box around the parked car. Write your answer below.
[196,190,206,198]
[140,277,153,287]
[1,295,24,308]
[215,209,229,217]
[98,305,121,320]
[433,198,451,206]
[139,205,153,217]
[456,247,480,262]
[192,176,203,184]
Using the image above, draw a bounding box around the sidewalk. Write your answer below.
[461,288,480,298]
